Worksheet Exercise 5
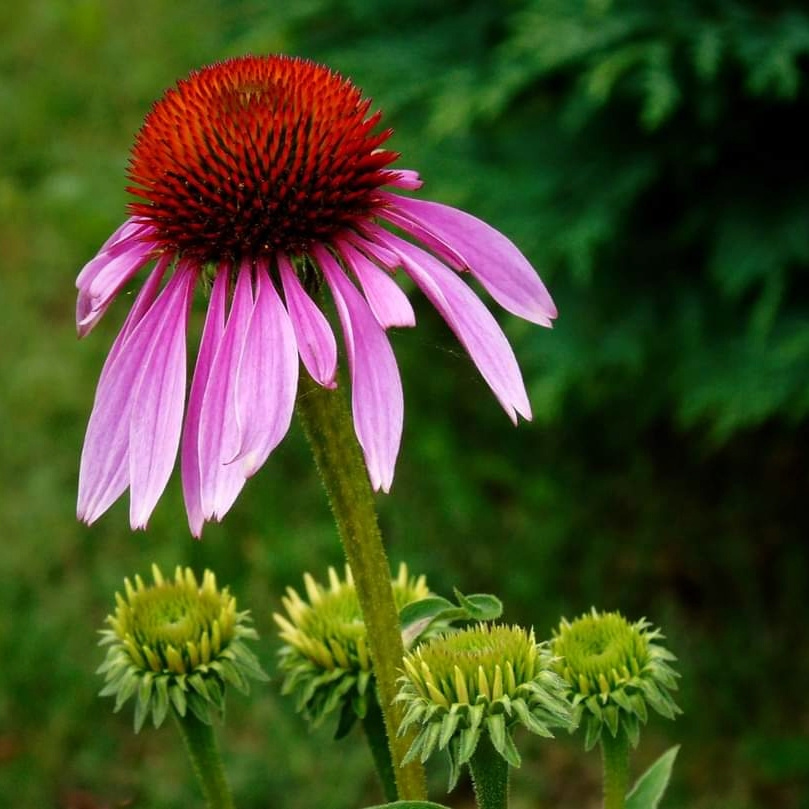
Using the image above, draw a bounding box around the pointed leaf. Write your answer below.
[453,590,503,621]
[626,746,680,809]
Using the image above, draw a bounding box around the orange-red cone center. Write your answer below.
[127,55,399,263]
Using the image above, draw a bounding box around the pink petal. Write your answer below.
[76,220,158,337]
[278,254,338,388]
[376,232,532,424]
[337,240,416,329]
[98,256,171,387]
[97,217,152,255]
[378,192,557,326]
[198,265,253,523]
[371,211,465,271]
[381,168,423,190]
[128,271,194,529]
[232,262,299,476]
[78,261,170,522]
[76,218,150,287]
[316,246,403,493]
[346,230,401,269]
[78,265,193,525]
[181,268,228,537]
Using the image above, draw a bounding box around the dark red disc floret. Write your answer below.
[127,55,399,262]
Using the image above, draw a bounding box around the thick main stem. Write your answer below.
[296,373,427,801]
[174,711,235,809]
[469,735,510,809]
[601,730,630,809]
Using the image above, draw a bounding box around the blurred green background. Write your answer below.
[2,0,808,807]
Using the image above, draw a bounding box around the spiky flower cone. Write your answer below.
[274,562,430,729]
[397,624,572,789]
[551,608,681,751]
[98,564,268,731]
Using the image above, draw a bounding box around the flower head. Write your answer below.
[97,564,267,731]
[274,563,430,730]
[76,54,557,535]
[397,624,571,784]
[550,608,681,751]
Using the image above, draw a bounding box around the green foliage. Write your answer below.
[626,745,680,809]
[399,590,503,648]
[2,0,808,807]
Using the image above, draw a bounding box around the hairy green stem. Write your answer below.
[174,711,235,809]
[601,730,630,809]
[469,735,510,809]
[296,372,427,801]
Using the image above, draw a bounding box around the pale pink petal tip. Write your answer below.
[317,246,403,493]
[278,254,338,388]
[338,240,416,329]
[383,168,423,190]
[76,218,157,337]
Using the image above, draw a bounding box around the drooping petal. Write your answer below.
[78,265,193,525]
[232,261,299,476]
[76,220,158,337]
[198,265,254,523]
[278,253,337,388]
[373,232,532,424]
[369,211,466,271]
[337,239,416,329]
[76,218,150,287]
[181,267,228,537]
[98,256,171,387]
[378,192,557,327]
[97,217,152,255]
[316,246,403,492]
[346,230,401,269]
[128,270,194,529]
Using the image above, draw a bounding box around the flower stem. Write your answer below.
[174,711,235,809]
[296,372,427,801]
[362,692,398,802]
[469,735,510,809]
[601,730,630,809]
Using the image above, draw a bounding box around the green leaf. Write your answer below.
[399,597,454,625]
[400,597,455,646]
[452,590,503,621]
[400,592,504,647]
[152,676,170,728]
[626,745,680,809]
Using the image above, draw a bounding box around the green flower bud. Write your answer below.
[396,624,572,787]
[550,608,681,751]
[97,564,268,731]
[274,563,430,730]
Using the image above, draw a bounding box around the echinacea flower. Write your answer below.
[550,608,681,751]
[76,54,556,535]
[274,563,430,730]
[97,564,267,731]
[397,624,571,785]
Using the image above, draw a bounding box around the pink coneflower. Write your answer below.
[76,55,556,536]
